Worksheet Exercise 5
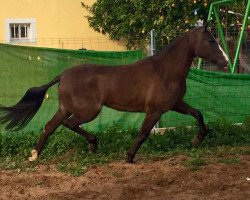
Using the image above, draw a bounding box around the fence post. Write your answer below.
[150,29,160,129]
[232,0,250,73]
[150,29,156,56]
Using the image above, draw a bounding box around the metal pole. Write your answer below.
[197,3,214,69]
[197,0,234,70]
[232,0,250,73]
[150,29,160,129]
[211,0,234,6]
[150,29,156,57]
[213,7,233,72]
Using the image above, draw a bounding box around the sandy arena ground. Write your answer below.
[0,155,249,200]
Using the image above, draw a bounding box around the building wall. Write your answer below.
[0,0,126,50]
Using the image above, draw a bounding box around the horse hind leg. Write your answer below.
[63,116,97,153]
[29,109,70,161]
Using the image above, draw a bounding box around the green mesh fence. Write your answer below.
[161,70,250,127]
[0,43,249,133]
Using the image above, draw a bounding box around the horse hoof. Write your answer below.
[88,143,97,154]
[193,136,201,147]
[28,149,38,162]
[126,155,134,164]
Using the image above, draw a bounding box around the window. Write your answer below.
[10,24,30,41]
[5,18,36,43]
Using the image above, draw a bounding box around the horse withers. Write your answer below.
[0,25,228,163]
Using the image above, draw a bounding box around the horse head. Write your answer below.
[194,24,228,70]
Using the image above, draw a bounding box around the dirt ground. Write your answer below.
[0,155,249,200]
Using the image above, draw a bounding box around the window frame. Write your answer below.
[10,23,30,41]
[5,18,36,43]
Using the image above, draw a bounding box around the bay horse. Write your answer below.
[0,25,228,163]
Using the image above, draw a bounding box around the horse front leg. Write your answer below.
[127,112,161,163]
[173,101,207,146]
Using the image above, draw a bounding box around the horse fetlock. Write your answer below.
[89,136,97,143]
[88,143,97,154]
[28,149,38,162]
[126,152,135,164]
[193,136,200,147]
[193,134,205,147]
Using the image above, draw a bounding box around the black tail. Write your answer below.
[0,75,61,131]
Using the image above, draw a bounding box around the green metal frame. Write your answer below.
[197,0,250,73]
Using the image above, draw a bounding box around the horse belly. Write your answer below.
[103,79,147,112]
[104,89,145,112]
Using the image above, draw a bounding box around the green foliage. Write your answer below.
[143,126,195,153]
[82,0,247,49]
[205,118,250,146]
[1,118,249,158]
[188,153,206,170]
[0,118,249,175]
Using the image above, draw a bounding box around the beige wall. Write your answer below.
[0,0,126,50]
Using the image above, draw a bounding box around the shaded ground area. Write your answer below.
[0,155,249,200]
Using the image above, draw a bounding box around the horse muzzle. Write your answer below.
[216,59,228,70]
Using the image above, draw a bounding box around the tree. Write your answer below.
[82,0,247,50]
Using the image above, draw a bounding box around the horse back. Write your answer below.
[59,61,161,112]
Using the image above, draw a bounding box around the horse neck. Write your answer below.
[158,32,196,80]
